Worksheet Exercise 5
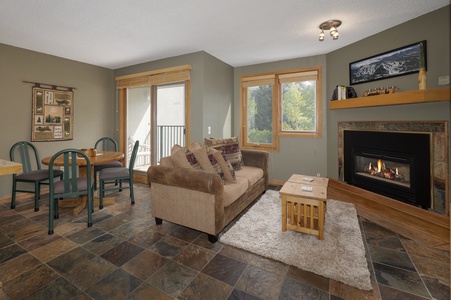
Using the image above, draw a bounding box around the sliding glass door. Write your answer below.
[116,65,191,182]
[125,83,187,173]
[126,86,151,171]
[156,83,186,162]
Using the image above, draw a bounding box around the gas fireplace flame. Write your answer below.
[364,159,404,181]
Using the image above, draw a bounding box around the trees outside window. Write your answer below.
[241,67,321,151]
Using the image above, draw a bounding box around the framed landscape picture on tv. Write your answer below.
[349,40,427,85]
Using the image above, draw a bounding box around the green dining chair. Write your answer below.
[48,149,94,235]
[10,141,63,211]
[93,137,122,190]
[98,140,139,209]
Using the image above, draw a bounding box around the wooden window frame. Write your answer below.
[240,66,322,152]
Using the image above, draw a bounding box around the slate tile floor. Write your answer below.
[0,183,449,299]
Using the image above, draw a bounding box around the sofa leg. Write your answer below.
[155,217,163,225]
[208,234,218,243]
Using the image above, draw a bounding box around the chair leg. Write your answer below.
[48,197,54,235]
[93,171,98,190]
[34,182,40,212]
[130,180,135,205]
[87,190,93,227]
[54,199,59,219]
[11,182,16,209]
[99,180,104,209]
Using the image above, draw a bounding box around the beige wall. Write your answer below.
[0,43,115,198]
[114,51,233,144]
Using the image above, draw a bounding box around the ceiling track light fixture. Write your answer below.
[319,20,342,41]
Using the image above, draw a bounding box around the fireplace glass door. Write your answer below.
[354,150,411,188]
[344,130,431,209]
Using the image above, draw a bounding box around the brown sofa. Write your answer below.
[147,148,269,242]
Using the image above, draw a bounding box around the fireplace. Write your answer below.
[343,130,432,209]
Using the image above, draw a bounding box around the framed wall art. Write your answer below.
[349,40,427,85]
[31,86,74,141]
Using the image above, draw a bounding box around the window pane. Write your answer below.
[247,85,273,144]
[281,80,316,132]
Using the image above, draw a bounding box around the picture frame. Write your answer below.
[31,87,74,141]
[349,40,427,85]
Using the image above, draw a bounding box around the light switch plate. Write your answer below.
[438,76,449,85]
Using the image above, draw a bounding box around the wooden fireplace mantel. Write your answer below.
[329,88,451,110]
[328,178,449,251]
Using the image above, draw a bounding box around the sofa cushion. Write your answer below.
[204,137,243,170]
[235,166,264,188]
[223,177,249,207]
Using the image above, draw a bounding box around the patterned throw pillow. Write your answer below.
[170,144,200,170]
[190,143,226,179]
[210,149,236,183]
[204,137,243,170]
[185,150,201,170]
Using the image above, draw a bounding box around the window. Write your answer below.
[240,67,321,151]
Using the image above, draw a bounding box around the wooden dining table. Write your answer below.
[42,151,125,217]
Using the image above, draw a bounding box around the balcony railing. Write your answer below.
[157,125,185,162]
[130,125,185,171]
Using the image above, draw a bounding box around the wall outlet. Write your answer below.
[208,126,211,135]
[438,76,449,85]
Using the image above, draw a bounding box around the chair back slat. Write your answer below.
[10,141,41,173]
[49,149,91,196]
[128,140,140,174]
[48,148,93,235]
[95,137,118,152]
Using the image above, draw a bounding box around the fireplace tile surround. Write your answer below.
[338,121,449,215]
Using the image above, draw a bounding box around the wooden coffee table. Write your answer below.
[280,174,329,239]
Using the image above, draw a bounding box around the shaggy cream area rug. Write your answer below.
[220,190,372,291]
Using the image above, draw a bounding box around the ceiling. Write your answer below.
[0,1,449,69]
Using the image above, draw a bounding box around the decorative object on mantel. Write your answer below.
[362,86,399,97]
[329,88,450,110]
[318,19,341,41]
[331,85,357,100]
[418,41,427,90]
[24,81,76,142]
[349,40,427,85]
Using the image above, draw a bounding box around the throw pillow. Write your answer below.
[210,148,236,183]
[190,143,215,173]
[170,144,200,170]
[190,143,229,180]
[204,137,243,170]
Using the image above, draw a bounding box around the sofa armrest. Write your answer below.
[147,165,223,195]
[241,149,269,187]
